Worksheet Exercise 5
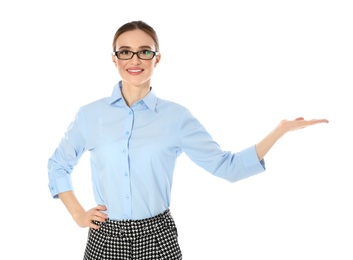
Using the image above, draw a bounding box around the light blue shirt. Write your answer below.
[48,81,265,220]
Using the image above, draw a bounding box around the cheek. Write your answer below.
[117,60,124,67]
[115,60,127,71]
[146,60,156,69]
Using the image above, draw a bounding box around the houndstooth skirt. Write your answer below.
[83,209,182,259]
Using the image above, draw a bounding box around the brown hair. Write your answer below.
[112,20,160,52]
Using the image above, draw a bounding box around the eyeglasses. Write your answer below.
[113,50,159,60]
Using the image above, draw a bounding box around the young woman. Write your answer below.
[47,20,328,259]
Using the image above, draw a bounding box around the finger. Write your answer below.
[94,212,108,221]
[92,209,108,221]
[91,215,107,223]
[295,117,304,121]
[96,205,107,211]
[308,119,329,124]
[89,221,101,230]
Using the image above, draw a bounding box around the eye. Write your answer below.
[140,50,152,55]
[120,50,131,55]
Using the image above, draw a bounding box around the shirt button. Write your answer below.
[124,172,128,176]
[125,195,129,199]
[129,111,132,115]
[125,131,129,135]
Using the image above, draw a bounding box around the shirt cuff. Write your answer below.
[240,145,266,175]
[48,176,73,198]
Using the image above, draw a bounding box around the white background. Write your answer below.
[0,0,352,259]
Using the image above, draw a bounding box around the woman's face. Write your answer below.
[112,29,160,88]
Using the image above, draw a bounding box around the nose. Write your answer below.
[130,53,141,64]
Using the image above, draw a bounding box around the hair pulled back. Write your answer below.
[112,20,159,52]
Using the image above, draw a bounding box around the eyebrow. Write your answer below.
[117,45,153,50]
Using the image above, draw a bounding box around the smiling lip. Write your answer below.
[127,68,144,75]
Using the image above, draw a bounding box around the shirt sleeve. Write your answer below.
[179,108,265,183]
[47,108,87,198]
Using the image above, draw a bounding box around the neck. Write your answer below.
[121,82,150,107]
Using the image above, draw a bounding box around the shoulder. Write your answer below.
[156,97,189,112]
[155,97,197,123]
[79,97,110,111]
[74,97,111,119]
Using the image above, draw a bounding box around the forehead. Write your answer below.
[115,29,155,49]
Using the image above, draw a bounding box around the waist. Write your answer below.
[93,209,176,239]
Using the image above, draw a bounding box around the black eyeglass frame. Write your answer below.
[112,50,159,60]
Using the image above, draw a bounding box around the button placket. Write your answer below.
[121,107,134,218]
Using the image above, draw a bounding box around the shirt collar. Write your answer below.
[108,81,124,105]
[108,81,157,112]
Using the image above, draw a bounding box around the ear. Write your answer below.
[112,54,119,68]
[154,53,161,67]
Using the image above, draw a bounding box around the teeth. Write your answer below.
[128,70,142,72]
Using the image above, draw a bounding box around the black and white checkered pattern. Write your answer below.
[83,209,182,259]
